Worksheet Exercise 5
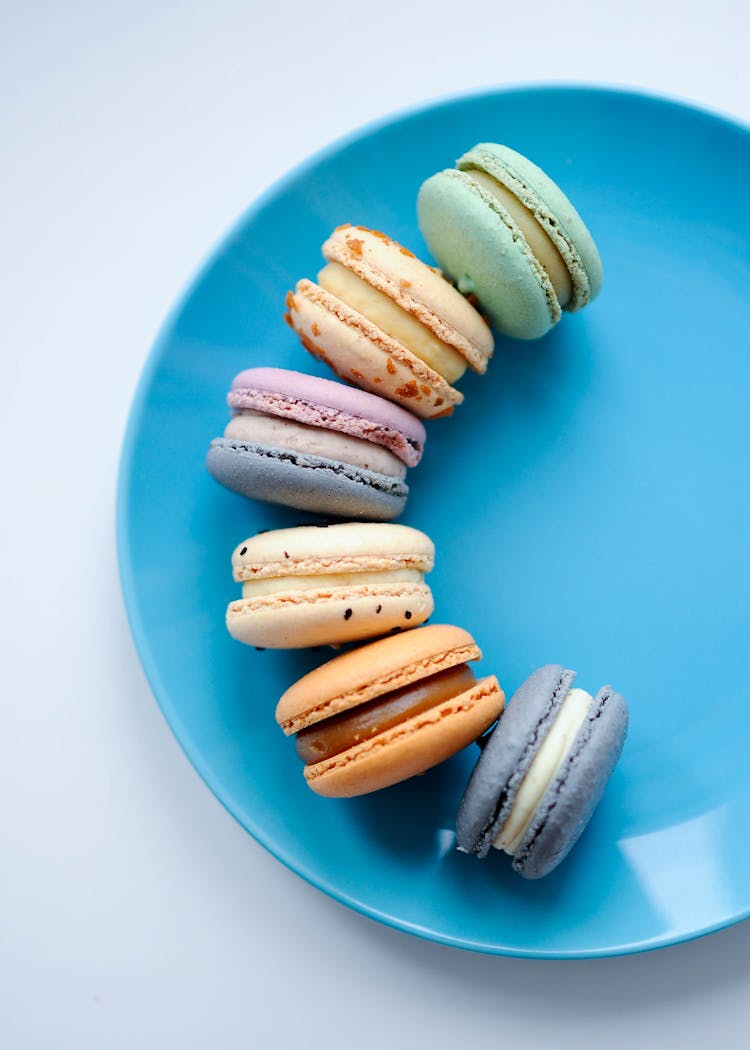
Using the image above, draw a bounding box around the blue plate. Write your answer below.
[118,85,750,957]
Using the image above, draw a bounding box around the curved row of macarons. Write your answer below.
[224,522,627,879]
[208,142,617,880]
[207,143,602,520]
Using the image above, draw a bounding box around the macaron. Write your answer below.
[226,522,435,649]
[417,143,603,340]
[286,224,493,418]
[206,367,426,520]
[276,624,505,797]
[456,664,628,879]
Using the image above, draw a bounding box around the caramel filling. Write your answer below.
[466,170,572,307]
[295,663,477,764]
[318,261,467,383]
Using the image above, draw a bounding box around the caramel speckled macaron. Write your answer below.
[286,225,493,419]
[276,624,505,797]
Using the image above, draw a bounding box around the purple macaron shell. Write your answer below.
[228,367,426,467]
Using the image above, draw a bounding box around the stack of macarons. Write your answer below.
[204,141,625,879]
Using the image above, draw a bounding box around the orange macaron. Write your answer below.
[275,624,504,797]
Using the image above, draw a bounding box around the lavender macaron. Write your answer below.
[206,367,426,520]
[456,664,628,879]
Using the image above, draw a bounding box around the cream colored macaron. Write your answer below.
[286,225,493,419]
[276,624,505,796]
[226,522,435,649]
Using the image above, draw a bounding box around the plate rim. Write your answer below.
[116,82,750,959]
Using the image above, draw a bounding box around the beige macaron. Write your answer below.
[276,624,505,796]
[286,225,493,419]
[226,522,435,649]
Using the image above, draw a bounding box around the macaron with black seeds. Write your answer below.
[226,522,435,649]
[456,664,628,879]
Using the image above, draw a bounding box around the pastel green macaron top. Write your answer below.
[417,143,603,340]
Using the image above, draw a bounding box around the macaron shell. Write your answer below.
[512,687,629,879]
[304,676,504,797]
[288,279,463,418]
[232,522,434,580]
[226,581,433,649]
[206,439,407,521]
[322,225,493,373]
[458,144,603,310]
[276,623,482,733]
[228,365,426,466]
[456,664,576,857]
[417,169,560,340]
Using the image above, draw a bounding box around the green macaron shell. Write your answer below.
[458,143,603,310]
[417,168,560,340]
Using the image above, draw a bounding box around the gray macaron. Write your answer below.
[206,439,408,521]
[456,664,628,879]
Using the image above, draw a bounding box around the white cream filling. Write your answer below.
[225,410,407,480]
[241,568,422,599]
[493,687,593,855]
[466,170,572,307]
[318,261,467,383]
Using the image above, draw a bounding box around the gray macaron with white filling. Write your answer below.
[456,664,628,879]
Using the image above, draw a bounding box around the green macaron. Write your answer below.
[417,143,603,340]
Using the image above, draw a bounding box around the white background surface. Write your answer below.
[3,2,750,1046]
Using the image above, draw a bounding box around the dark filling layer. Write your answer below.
[295,664,477,764]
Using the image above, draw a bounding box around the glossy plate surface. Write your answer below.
[118,86,750,957]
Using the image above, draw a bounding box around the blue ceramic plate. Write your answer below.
[118,86,750,957]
